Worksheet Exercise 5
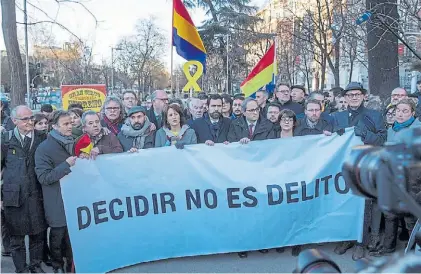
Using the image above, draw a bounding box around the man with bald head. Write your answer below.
[390,87,407,106]
[1,105,47,273]
[146,90,169,129]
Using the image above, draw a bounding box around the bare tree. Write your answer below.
[2,0,26,106]
[115,17,166,94]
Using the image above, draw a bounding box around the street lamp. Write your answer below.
[111,47,122,95]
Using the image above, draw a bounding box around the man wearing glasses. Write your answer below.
[331,82,387,261]
[390,87,408,106]
[275,84,304,118]
[146,90,169,129]
[1,106,47,273]
[227,98,275,145]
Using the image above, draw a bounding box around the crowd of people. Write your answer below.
[1,81,420,273]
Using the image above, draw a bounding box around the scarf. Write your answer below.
[305,117,318,129]
[392,116,415,132]
[49,129,75,155]
[13,127,34,150]
[89,128,105,146]
[163,125,190,146]
[72,125,83,139]
[103,115,123,135]
[120,117,151,149]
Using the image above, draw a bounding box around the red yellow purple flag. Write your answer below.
[240,43,276,97]
[172,0,207,70]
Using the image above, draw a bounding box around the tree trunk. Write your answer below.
[320,54,327,90]
[366,0,399,99]
[1,0,26,107]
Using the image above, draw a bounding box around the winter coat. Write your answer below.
[146,106,163,129]
[278,100,304,117]
[191,114,232,143]
[294,117,334,136]
[117,130,155,151]
[155,125,197,147]
[387,119,421,209]
[331,105,387,146]
[387,118,421,145]
[1,113,15,131]
[35,135,73,228]
[1,129,47,235]
[94,132,124,154]
[227,116,275,142]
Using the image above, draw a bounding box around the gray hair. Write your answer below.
[151,90,165,101]
[10,105,30,119]
[101,96,125,121]
[241,98,257,113]
[256,90,268,98]
[81,110,100,126]
[309,91,325,99]
[188,98,202,109]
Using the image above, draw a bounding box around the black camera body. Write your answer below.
[295,127,421,273]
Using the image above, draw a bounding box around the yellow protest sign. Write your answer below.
[61,85,106,112]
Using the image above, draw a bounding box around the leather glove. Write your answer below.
[175,142,185,149]
[354,125,367,138]
[336,128,345,136]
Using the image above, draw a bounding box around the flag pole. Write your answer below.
[170,0,174,95]
[273,36,277,87]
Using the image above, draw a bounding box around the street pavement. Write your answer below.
[1,241,407,273]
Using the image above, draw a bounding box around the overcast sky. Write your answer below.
[0,0,268,69]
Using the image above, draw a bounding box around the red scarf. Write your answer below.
[103,115,122,135]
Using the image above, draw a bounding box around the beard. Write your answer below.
[209,111,221,120]
[132,123,143,130]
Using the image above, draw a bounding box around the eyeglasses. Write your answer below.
[277,90,290,94]
[246,108,260,113]
[391,94,406,98]
[386,112,395,117]
[346,93,363,98]
[15,115,35,121]
[395,108,411,114]
[281,117,294,123]
[123,97,136,101]
[156,98,169,102]
[105,107,120,111]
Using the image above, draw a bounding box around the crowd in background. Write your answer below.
[1,80,421,273]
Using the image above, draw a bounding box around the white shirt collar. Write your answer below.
[19,131,32,139]
[209,117,219,124]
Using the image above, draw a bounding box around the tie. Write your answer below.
[156,115,162,127]
[248,124,254,139]
[23,136,31,151]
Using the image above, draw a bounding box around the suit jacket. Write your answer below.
[227,116,275,142]
[191,114,232,143]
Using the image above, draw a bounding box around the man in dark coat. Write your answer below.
[228,98,275,144]
[191,94,231,145]
[256,90,269,117]
[274,84,304,118]
[294,99,334,136]
[118,106,155,152]
[331,82,387,260]
[1,105,47,273]
[146,90,169,129]
[35,110,77,273]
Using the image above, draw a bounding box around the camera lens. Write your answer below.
[294,249,341,273]
[342,145,384,199]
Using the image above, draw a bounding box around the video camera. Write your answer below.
[294,127,421,273]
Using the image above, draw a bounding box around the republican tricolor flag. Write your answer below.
[172,0,207,70]
[240,43,277,97]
